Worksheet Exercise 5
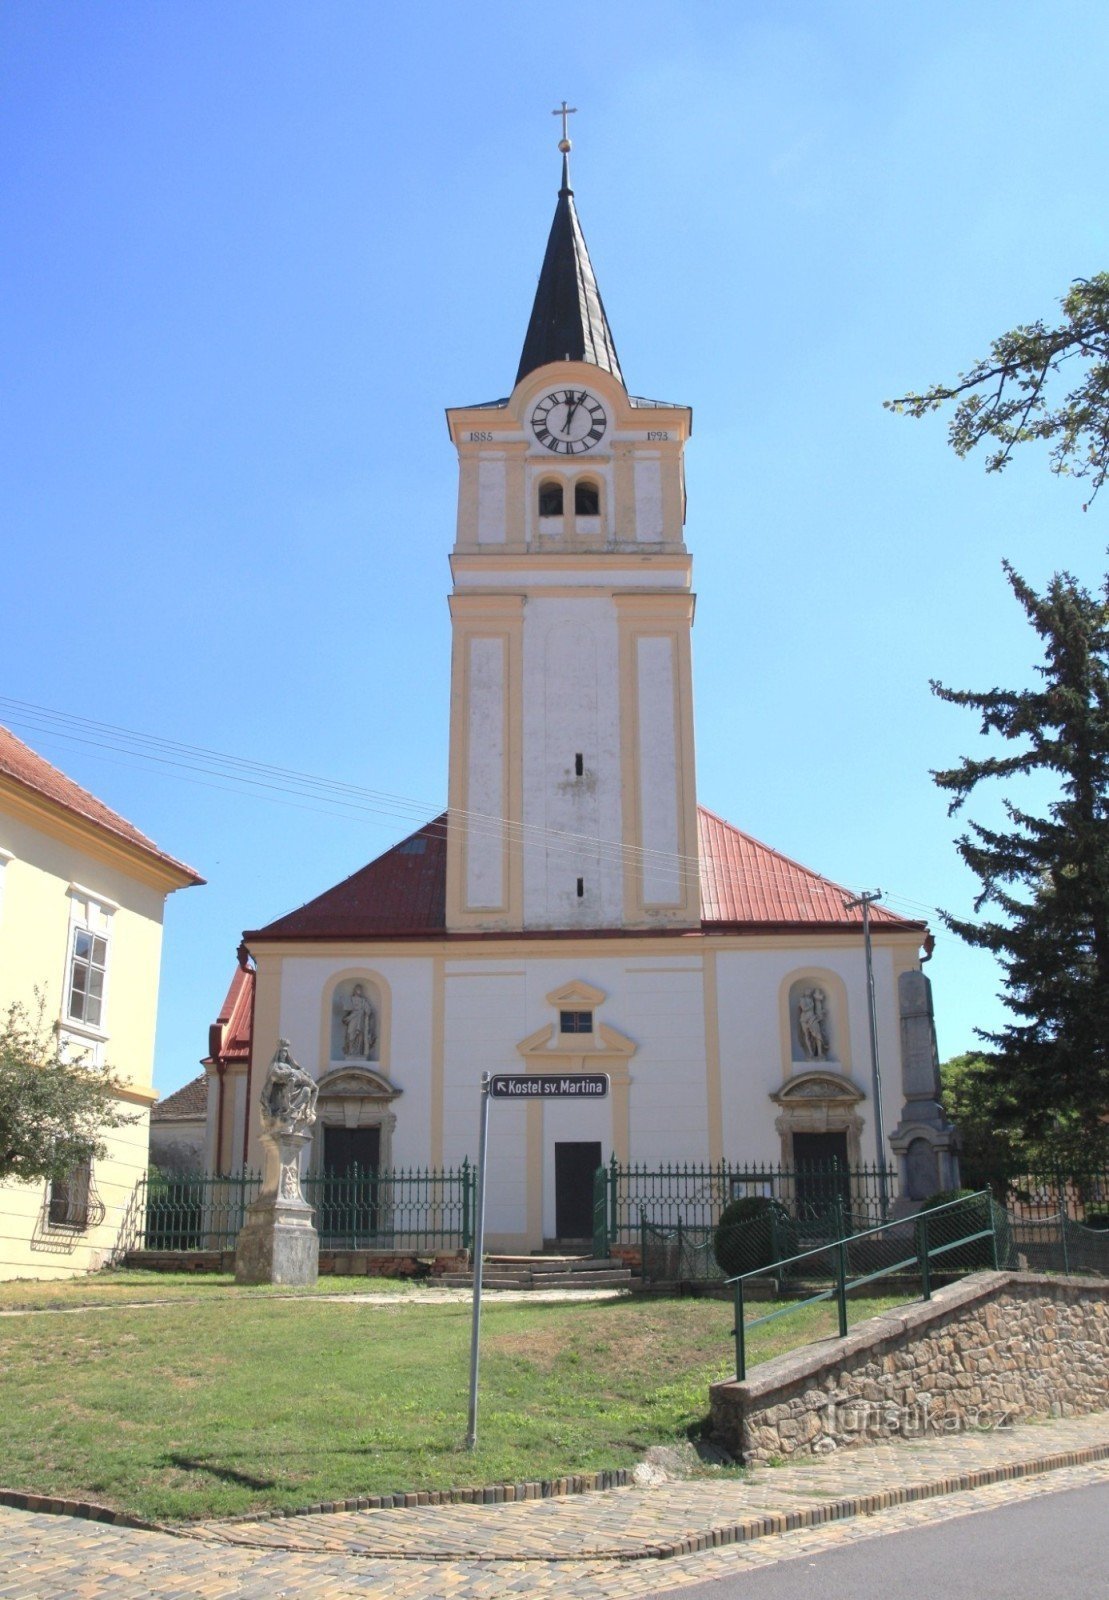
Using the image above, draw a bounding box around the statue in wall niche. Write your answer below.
[259,1040,318,1135]
[341,983,378,1059]
[797,988,829,1060]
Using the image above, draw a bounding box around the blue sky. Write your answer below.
[3,1,1107,1095]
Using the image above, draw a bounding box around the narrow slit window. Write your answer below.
[538,482,564,517]
[574,753,584,776]
[576,877,584,898]
[574,481,600,515]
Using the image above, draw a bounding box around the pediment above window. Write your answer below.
[545,980,606,1009]
[770,1071,863,1106]
[316,1066,399,1102]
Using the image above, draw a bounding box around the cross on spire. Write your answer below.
[552,100,577,150]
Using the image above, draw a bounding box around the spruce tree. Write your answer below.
[932,563,1109,1159]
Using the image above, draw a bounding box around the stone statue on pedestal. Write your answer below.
[235,1040,320,1285]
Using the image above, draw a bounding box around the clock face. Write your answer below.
[530,389,608,455]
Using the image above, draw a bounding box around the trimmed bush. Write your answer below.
[713,1197,797,1279]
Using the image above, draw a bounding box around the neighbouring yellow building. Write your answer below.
[0,725,202,1280]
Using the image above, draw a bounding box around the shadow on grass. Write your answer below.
[164,1454,278,1490]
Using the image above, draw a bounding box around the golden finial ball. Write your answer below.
[558,138,572,153]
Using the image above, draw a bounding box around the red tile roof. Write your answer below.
[0,725,203,885]
[247,816,448,940]
[205,965,254,1064]
[151,1073,209,1120]
[245,809,921,941]
[696,807,919,930]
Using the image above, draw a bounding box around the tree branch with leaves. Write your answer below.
[932,565,1109,1155]
[0,995,137,1184]
[886,273,1109,505]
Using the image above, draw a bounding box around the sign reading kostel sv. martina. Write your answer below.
[488,1073,609,1099]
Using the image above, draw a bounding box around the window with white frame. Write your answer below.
[64,886,117,1035]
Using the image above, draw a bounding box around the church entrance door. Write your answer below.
[320,1125,381,1246]
[792,1131,850,1219]
[554,1141,601,1244]
[323,1125,380,1174]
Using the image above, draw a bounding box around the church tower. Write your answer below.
[444,129,700,934]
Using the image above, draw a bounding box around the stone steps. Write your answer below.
[439,1254,634,1291]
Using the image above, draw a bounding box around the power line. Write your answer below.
[0,695,941,926]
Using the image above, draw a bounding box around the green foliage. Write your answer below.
[886,273,1109,505]
[931,566,1109,1159]
[0,1289,903,1520]
[0,995,135,1184]
[939,1052,1027,1186]
[713,1196,797,1278]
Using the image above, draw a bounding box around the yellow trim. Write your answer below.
[0,777,198,894]
[117,1084,159,1107]
[451,551,692,577]
[545,979,606,1008]
[702,949,723,1165]
[243,952,282,1170]
[245,929,926,961]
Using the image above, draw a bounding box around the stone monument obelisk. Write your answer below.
[235,1039,320,1285]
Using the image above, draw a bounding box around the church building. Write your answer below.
[204,133,954,1250]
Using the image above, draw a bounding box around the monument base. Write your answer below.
[235,1202,319,1285]
[233,1124,319,1286]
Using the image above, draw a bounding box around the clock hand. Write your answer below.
[562,396,579,434]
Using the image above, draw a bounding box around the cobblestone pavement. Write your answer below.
[1,1414,1106,1599]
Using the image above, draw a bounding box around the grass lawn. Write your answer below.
[0,1268,418,1311]
[0,1283,902,1522]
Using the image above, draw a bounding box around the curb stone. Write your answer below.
[4,1439,1108,1563]
[185,1438,1109,1562]
[0,1467,633,1535]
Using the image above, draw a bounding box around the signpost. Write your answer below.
[465,1070,610,1450]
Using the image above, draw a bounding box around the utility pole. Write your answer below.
[844,889,888,1217]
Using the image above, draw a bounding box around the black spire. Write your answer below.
[515,150,623,389]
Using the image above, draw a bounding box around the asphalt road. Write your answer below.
[649,1480,1109,1600]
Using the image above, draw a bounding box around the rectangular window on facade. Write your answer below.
[559,1010,593,1034]
[48,1159,92,1229]
[67,928,108,1027]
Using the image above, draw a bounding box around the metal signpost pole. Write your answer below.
[465,1072,491,1451]
[845,889,888,1218]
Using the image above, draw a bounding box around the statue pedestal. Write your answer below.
[235,1128,318,1286]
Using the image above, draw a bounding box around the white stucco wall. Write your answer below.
[465,637,506,910]
[636,636,682,905]
[521,596,623,928]
[477,458,506,544]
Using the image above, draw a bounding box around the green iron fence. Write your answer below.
[593,1158,899,1258]
[728,1190,1007,1380]
[142,1171,261,1250]
[302,1163,473,1252]
[136,1164,474,1254]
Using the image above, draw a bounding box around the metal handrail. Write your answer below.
[728,1190,999,1380]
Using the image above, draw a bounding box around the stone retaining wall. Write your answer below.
[710,1272,1108,1463]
